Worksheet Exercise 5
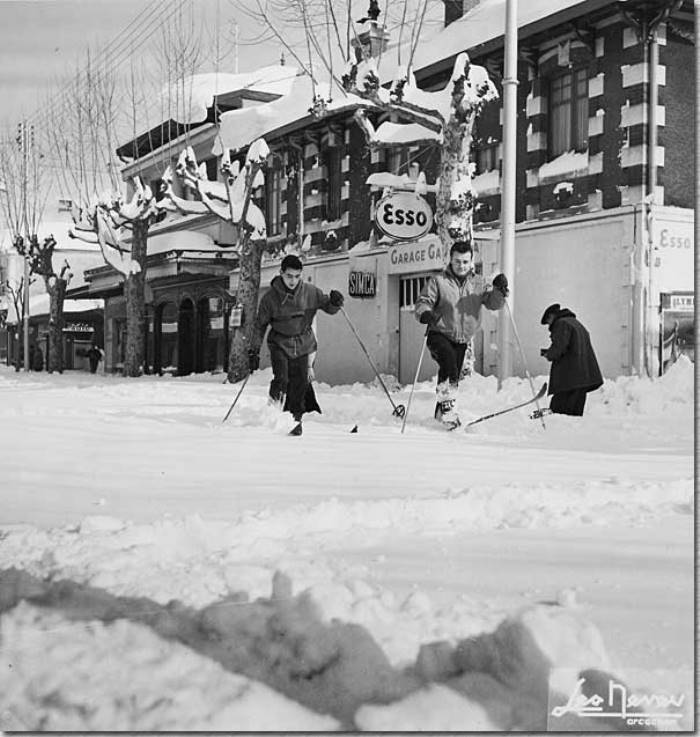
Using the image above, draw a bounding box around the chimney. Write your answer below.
[444,0,481,27]
[351,23,391,61]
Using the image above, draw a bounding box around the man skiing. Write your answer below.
[414,241,508,428]
[248,254,344,435]
[540,303,603,416]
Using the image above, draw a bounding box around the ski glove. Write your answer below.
[248,350,260,372]
[329,290,344,307]
[419,310,439,326]
[493,273,509,297]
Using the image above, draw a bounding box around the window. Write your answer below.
[266,164,282,236]
[399,275,430,309]
[388,146,409,174]
[476,142,499,174]
[204,157,218,181]
[324,147,342,221]
[549,68,588,157]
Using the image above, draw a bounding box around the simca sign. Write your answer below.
[348,271,376,298]
[375,192,433,241]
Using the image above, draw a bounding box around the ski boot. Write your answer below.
[434,399,461,430]
[289,413,303,436]
[530,407,553,420]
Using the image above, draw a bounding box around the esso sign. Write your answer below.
[375,192,433,241]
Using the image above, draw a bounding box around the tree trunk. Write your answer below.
[435,115,476,249]
[123,219,149,377]
[227,236,265,383]
[46,278,68,373]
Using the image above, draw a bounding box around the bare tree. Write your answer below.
[236,0,497,252]
[160,141,268,382]
[49,6,207,377]
[0,123,73,373]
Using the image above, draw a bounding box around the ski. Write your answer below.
[464,383,548,428]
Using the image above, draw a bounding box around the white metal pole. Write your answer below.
[497,0,518,387]
[647,33,659,377]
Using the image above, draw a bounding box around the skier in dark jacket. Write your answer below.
[248,254,344,434]
[540,303,603,416]
[415,241,508,428]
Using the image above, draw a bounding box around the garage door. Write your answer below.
[399,274,437,384]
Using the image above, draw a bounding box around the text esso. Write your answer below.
[375,193,433,241]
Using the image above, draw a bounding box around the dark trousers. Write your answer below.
[427,332,468,385]
[550,389,587,416]
[269,346,311,420]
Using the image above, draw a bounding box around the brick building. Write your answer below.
[77,0,694,381]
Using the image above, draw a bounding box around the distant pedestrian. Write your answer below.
[540,303,603,416]
[87,342,102,374]
[414,241,508,428]
[248,254,344,435]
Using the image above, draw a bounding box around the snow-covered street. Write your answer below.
[0,359,694,730]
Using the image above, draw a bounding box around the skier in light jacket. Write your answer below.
[248,254,344,434]
[415,241,508,427]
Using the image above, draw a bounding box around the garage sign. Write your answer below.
[375,192,433,241]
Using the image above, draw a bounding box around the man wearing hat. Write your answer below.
[540,303,603,416]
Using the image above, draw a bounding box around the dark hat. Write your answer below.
[540,303,561,324]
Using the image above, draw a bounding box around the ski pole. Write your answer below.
[401,330,429,434]
[505,300,546,429]
[340,306,405,418]
[222,373,251,423]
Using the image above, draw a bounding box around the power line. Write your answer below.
[26,0,189,135]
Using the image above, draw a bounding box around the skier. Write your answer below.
[414,241,509,428]
[540,303,603,416]
[247,254,344,435]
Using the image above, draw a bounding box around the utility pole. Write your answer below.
[497,0,518,386]
[18,120,30,372]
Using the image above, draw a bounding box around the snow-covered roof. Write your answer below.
[3,294,103,324]
[165,65,299,125]
[214,73,366,155]
[407,0,589,75]
[147,228,219,256]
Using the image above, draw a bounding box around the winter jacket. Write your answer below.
[256,276,340,358]
[543,308,603,395]
[414,266,506,343]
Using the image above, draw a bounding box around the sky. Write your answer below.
[0,0,283,126]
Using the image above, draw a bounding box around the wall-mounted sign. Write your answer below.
[62,323,94,333]
[665,293,694,312]
[388,237,449,275]
[375,192,433,241]
[348,271,376,298]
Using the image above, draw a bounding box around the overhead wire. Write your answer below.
[25,0,189,137]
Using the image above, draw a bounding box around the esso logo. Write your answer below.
[375,193,433,241]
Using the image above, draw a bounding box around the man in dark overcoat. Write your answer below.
[540,303,603,416]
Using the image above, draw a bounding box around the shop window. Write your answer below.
[388,146,409,174]
[548,67,588,158]
[266,164,283,236]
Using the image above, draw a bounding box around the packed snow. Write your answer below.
[0,357,693,730]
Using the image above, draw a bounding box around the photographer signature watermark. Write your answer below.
[548,669,691,730]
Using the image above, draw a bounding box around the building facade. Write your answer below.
[80,0,694,383]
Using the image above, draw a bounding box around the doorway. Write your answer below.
[398,274,436,385]
[178,298,195,375]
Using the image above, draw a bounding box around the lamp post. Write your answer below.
[497,0,518,386]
